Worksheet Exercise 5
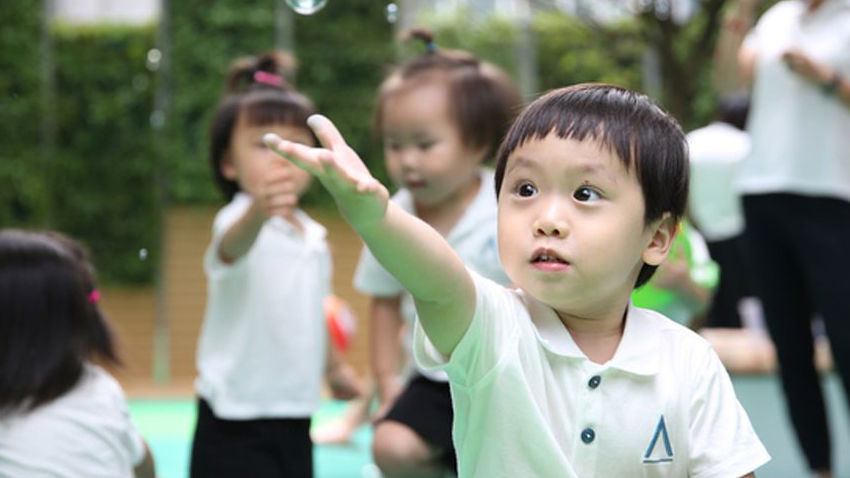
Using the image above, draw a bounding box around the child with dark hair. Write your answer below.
[190,51,361,478]
[352,27,520,477]
[0,229,155,478]
[265,83,770,477]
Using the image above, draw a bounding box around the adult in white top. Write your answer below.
[715,1,850,475]
[197,192,331,419]
[415,272,770,478]
[354,169,511,383]
[0,365,148,478]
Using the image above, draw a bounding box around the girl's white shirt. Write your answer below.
[0,364,146,478]
[197,193,331,419]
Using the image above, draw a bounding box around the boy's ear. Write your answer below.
[220,153,237,180]
[642,213,678,266]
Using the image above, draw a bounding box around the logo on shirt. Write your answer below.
[642,415,674,464]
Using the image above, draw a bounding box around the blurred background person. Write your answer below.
[715,0,850,476]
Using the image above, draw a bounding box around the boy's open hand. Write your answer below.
[263,115,389,230]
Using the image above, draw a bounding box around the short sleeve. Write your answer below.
[413,270,519,388]
[203,196,253,280]
[117,397,147,466]
[95,367,148,467]
[686,227,719,290]
[688,347,770,478]
[353,245,404,298]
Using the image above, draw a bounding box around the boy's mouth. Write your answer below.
[531,248,568,264]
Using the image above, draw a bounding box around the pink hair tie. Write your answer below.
[88,289,101,304]
[253,70,284,88]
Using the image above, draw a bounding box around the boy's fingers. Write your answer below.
[264,134,323,172]
[307,114,346,151]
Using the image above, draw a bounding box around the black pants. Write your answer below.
[382,374,457,472]
[190,398,313,478]
[704,234,754,328]
[743,193,850,472]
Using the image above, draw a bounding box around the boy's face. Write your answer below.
[497,133,672,319]
[221,113,314,198]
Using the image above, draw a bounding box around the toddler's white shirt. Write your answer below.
[355,170,510,382]
[687,122,750,242]
[0,364,146,478]
[197,193,331,419]
[415,272,770,478]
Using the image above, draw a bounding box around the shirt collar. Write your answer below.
[521,292,660,376]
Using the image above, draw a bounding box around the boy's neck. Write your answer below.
[556,302,628,365]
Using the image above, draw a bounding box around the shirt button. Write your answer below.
[588,375,601,389]
[581,427,595,444]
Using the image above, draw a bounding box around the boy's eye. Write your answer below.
[573,186,601,202]
[417,141,435,151]
[516,182,538,198]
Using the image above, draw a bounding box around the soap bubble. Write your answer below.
[287,0,327,15]
[386,3,398,23]
[139,248,148,261]
[146,48,162,71]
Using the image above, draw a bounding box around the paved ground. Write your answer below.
[130,373,850,478]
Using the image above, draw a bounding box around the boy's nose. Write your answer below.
[533,202,568,238]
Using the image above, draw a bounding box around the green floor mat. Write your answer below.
[130,374,850,478]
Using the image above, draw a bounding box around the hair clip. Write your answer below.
[254,70,284,87]
[88,289,101,304]
[426,41,437,53]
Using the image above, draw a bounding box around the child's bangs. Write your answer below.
[240,90,315,130]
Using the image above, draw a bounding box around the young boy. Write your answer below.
[264,84,770,477]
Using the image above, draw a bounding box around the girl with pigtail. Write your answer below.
[355,28,521,477]
[189,51,361,478]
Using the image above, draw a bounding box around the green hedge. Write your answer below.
[0,1,393,284]
[49,25,159,284]
[0,0,49,226]
[429,13,643,96]
[165,0,394,204]
[1,2,732,285]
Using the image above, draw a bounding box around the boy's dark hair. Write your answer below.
[374,28,522,162]
[0,230,119,416]
[494,84,689,288]
[210,51,318,201]
[716,93,749,131]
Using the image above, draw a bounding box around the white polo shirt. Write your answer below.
[687,122,750,242]
[739,0,850,201]
[0,364,146,478]
[354,170,510,382]
[414,272,770,478]
[197,193,331,419]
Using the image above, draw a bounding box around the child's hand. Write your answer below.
[327,363,363,401]
[254,165,301,219]
[263,115,389,230]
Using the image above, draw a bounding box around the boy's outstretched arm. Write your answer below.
[263,115,475,356]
